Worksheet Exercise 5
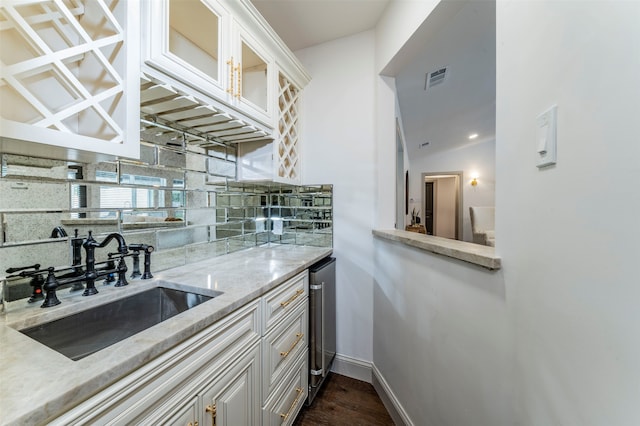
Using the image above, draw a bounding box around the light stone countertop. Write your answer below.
[0,244,332,426]
[373,229,501,270]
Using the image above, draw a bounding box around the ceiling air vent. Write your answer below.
[425,67,448,90]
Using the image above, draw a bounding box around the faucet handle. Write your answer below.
[41,268,61,308]
[114,257,129,287]
[141,245,154,280]
[127,244,152,279]
[27,274,45,303]
[5,263,40,274]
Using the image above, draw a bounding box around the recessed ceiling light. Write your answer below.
[468,133,479,140]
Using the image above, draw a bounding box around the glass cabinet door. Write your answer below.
[234,25,273,124]
[240,41,268,113]
[169,0,221,83]
[144,0,229,101]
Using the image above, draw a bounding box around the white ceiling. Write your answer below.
[396,1,496,157]
[250,0,496,157]
[250,0,390,51]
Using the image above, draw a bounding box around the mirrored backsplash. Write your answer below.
[0,143,332,303]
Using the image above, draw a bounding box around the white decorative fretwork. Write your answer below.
[276,72,300,182]
[0,0,139,158]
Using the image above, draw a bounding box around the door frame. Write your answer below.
[421,171,463,240]
[395,118,406,230]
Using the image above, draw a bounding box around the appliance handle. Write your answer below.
[320,280,325,377]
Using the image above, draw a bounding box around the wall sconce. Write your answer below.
[471,177,478,187]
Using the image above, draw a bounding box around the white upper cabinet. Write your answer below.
[141,0,310,184]
[237,68,302,184]
[232,20,274,125]
[0,0,140,160]
[169,0,226,88]
[143,0,275,127]
[145,0,230,105]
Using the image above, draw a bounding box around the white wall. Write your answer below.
[376,0,445,230]
[294,2,640,425]
[372,2,512,424]
[373,1,640,425]
[375,0,442,74]
[410,139,496,241]
[373,239,512,425]
[497,2,640,425]
[378,75,401,229]
[296,31,377,366]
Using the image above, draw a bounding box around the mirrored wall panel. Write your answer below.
[1,145,332,304]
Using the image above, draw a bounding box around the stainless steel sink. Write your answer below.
[20,287,221,360]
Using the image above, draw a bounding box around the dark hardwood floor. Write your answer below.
[293,373,394,426]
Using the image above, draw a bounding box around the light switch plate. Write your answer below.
[536,105,557,168]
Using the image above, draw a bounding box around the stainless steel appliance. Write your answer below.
[307,256,336,405]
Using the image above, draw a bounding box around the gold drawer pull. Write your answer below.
[226,58,234,95]
[280,289,304,308]
[206,404,217,426]
[187,422,198,426]
[280,333,303,358]
[236,62,242,99]
[279,387,303,421]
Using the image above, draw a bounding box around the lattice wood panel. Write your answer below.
[277,72,300,182]
[0,0,137,157]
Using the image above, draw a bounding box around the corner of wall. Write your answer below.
[372,364,414,426]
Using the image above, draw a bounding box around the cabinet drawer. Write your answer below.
[51,301,260,425]
[262,302,308,401]
[262,270,308,333]
[262,350,308,426]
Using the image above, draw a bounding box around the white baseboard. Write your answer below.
[330,353,372,383]
[372,364,414,426]
[329,355,413,426]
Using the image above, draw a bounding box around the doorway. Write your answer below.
[422,172,463,240]
[395,119,405,230]
[424,181,434,234]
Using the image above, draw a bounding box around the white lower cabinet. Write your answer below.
[262,270,308,333]
[261,271,309,425]
[262,302,307,399]
[130,343,260,426]
[50,271,310,426]
[50,300,260,425]
[163,396,199,426]
[198,344,261,426]
[263,351,308,426]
